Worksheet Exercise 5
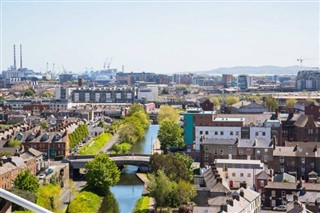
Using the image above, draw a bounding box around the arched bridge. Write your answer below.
[66,154,151,169]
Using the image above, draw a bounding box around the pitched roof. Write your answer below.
[256,170,271,180]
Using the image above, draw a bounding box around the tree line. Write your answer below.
[69,124,89,149]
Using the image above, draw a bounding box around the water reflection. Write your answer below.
[111,125,159,213]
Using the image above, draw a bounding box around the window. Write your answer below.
[232,173,236,177]
[204,153,209,161]
[260,180,265,187]
[308,129,314,135]
[205,145,208,151]
[271,190,276,197]
[230,131,234,136]
[220,150,223,155]
[264,155,268,162]
[241,164,244,168]
[281,191,286,198]
[239,150,243,155]
[255,132,259,136]
[228,146,232,150]
[301,157,305,164]
[240,173,244,177]
[200,131,203,135]
[205,131,208,135]
[247,173,251,177]
[311,162,315,168]
[236,131,239,136]
[214,149,218,155]
[220,131,224,135]
[215,131,218,135]
[262,132,266,136]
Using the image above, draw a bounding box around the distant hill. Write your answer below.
[201,65,316,76]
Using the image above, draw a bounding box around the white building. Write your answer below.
[137,85,158,102]
[215,159,266,190]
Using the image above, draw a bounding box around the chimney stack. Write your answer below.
[13,45,17,70]
[20,44,23,69]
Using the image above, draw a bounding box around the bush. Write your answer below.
[68,191,102,213]
[111,143,132,154]
[133,196,150,213]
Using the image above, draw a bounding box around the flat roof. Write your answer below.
[214,159,263,165]
[214,118,245,122]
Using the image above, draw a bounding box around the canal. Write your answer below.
[110,125,159,213]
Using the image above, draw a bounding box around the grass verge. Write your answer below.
[78,132,112,155]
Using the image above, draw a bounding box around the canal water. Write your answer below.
[110,125,159,213]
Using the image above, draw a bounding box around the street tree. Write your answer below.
[158,119,184,153]
[209,96,220,110]
[85,154,120,195]
[264,95,278,112]
[157,105,180,123]
[307,98,318,105]
[285,98,297,111]
[13,170,39,193]
[42,91,55,98]
[225,96,239,106]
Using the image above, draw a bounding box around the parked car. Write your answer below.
[38,173,46,179]
[45,168,54,175]
[273,205,286,211]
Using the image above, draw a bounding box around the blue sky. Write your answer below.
[1,0,319,73]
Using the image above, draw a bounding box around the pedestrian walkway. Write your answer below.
[100,134,119,153]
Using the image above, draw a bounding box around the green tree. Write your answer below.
[127,104,145,116]
[285,98,297,111]
[176,180,196,204]
[42,91,55,98]
[68,191,102,213]
[147,170,175,209]
[85,154,120,195]
[157,105,180,123]
[150,153,193,182]
[209,96,220,110]
[118,117,144,144]
[225,96,240,106]
[8,139,21,148]
[13,170,39,193]
[158,119,184,154]
[307,98,318,105]
[10,188,37,212]
[265,95,278,112]
[37,184,61,211]
[39,120,49,130]
[24,89,35,97]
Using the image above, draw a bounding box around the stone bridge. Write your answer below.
[66,154,151,176]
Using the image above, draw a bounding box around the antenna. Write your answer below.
[13,45,17,70]
[20,44,23,69]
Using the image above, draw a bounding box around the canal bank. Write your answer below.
[110,125,159,213]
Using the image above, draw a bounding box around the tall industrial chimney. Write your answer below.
[20,44,23,69]
[13,45,17,70]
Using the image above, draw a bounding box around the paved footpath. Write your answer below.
[100,134,119,153]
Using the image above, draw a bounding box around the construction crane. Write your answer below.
[103,57,108,70]
[297,58,318,68]
[107,57,113,69]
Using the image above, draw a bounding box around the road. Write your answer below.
[58,179,86,210]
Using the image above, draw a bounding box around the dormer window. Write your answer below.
[14,132,23,141]
[40,133,49,142]
[53,134,61,142]
[26,133,35,142]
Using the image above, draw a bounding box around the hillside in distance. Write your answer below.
[202,65,316,76]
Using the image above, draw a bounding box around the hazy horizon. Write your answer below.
[1,1,319,73]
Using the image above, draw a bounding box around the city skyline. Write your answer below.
[1,0,319,73]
